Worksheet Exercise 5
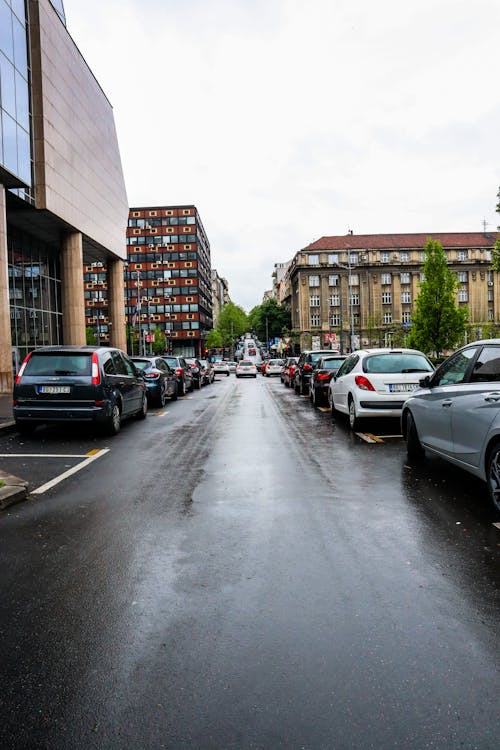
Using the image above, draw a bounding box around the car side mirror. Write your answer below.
[419,375,432,388]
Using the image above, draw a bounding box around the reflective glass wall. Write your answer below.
[0,0,32,193]
[8,227,63,367]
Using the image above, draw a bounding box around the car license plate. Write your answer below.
[38,385,71,394]
[389,383,417,393]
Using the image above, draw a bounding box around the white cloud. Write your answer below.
[63,0,500,310]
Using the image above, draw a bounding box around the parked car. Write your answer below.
[309,355,347,407]
[185,357,205,389]
[13,345,147,435]
[131,356,177,406]
[294,350,336,395]
[226,361,237,373]
[235,360,257,378]
[282,357,298,387]
[162,355,193,396]
[199,359,215,384]
[402,339,500,516]
[213,360,231,376]
[248,348,257,356]
[329,348,434,430]
[265,358,285,377]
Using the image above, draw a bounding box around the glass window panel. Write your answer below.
[12,16,27,75]
[2,110,17,172]
[16,124,30,184]
[0,3,13,59]
[15,70,29,128]
[11,0,26,24]
[0,52,16,118]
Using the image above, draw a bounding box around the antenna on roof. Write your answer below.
[482,218,489,233]
[347,227,353,235]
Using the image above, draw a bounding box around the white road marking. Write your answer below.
[493,522,500,530]
[375,434,403,439]
[0,453,88,458]
[31,448,110,495]
[318,407,330,413]
[355,433,379,444]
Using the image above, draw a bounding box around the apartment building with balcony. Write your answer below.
[211,269,229,327]
[1,0,129,392]
[84,205,213,356]
[284,232,498,352]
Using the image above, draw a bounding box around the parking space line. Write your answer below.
[319,407,330,413]
[355,433,381,444]
[375,434,403,439]
[493,522,500,530]
[0,453,88,458]
[31,448,110,495]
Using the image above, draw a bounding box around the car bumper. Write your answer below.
[356,399,405,418]
[13,403,110,424]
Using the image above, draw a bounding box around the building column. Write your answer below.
[0,184,13,392]
[108,258,126,351]
[61,232,86,344]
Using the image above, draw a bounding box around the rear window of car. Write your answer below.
[363,353,433,374]
[322,358,345,369]
[131,360,149,371]
[23,353,92,376]
[164,357,177,367]
[239,361,253,366]
[309,351,332,364]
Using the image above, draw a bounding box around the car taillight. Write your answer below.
[317,372,330,381]
[176,368,183,376]
[91,352,101,385]
[355,375,375,391]
[15,352,32,384]
[144,372,159,379]
[303,363,312,371]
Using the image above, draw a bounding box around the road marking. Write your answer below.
[493,522,500,530]
[375,434,403,439]
[355,433,380,444]
[154,411,169,417]
[31,448,110,495]
[319,407,330,413]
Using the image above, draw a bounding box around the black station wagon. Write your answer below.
[13,345,147,436]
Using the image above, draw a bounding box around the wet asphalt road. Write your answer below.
[0,375,499,749]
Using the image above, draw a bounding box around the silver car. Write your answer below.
[402,339,500,516]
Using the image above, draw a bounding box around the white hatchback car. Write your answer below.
[329,348,434,430]
[265,358,285,376]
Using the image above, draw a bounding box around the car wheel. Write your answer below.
[406,411,424,460]
[300,381,308,396]
[328,391,336,417]
[486,443,500,516]
[170,382,178,401]
[294,381,300,394]
[178,380,185,397]
[196,378,202,389]
[348,398,360,431]
[106,403,121,435]
[136,393,148,420]
[226,372,230,376]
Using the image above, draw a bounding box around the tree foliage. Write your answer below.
[407,238,468,356]
[85,326,97,345]
[247,298,291,343]
[152,326,166,355]
[217,302,248,346]
[205,328,223,349]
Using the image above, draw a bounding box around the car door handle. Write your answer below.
[442,400,453,407]
[484,393,500,402]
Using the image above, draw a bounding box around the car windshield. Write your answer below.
[24,353,92,376]
[269,360,284,365]
[163,357,177,366]
[239,361,253,366]
[363,353,433,374]
[322,358,344,369]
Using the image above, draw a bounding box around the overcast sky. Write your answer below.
[63,0,500,312]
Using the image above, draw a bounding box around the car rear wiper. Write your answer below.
[54,369,79,375]
[401,368,427,373]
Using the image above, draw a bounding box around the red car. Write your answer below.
[282,357,298,387]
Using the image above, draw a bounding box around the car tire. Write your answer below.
[294,381,300,394]
[136,393,148,420]
[178,380,185,397]
[196,378,202,389]
[487,443,500,517]
[300,381,308,396]
[328,392,336,418]
[226,372,230,376]
[106,403,121,435]
[348,397,360,431]
[157,384,167,408]
[170,383,178,401]
[406,411,424,460]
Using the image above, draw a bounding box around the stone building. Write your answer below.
[0,0,128,392]
[283,232,497,352]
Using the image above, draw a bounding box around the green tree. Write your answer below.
[217,302,248,346]
[152,326,166,355]
[407,238,468,356]
[86,326,97,345]
[205,328,223,349]
[247,298,291,344]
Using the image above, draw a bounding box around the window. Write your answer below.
[488,308,494,321]
[402,311,411,324]
[383,312,392,324]
[328,254,339,265]
[400,272,410,284]
[350,292,359,305]
[382,292,392,304]
[309,275,320,287]
[435,347,478,386]
[488,289,494,301]
[401,291,411,304]
[310,314,320,327]
[348,253,358,264]
[420,273,425,282]
[328,294,340,306]
[458,289,468,302]
[381,252,390,263]
[328,274,339,286]
[457,271,468,283]
[420,252,426,261]
[488,271,494,283]
[330,313,341,326]
[457,250,468,260]
[400,252,409,262]
[309,295,320,307]
[381,273,392,285]
[308,254,319,265]
[350,274,359,286]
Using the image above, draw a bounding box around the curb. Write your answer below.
[0,420,15,432]
[0,469,29,510]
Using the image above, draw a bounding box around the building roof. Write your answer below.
[303,232,497,251]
